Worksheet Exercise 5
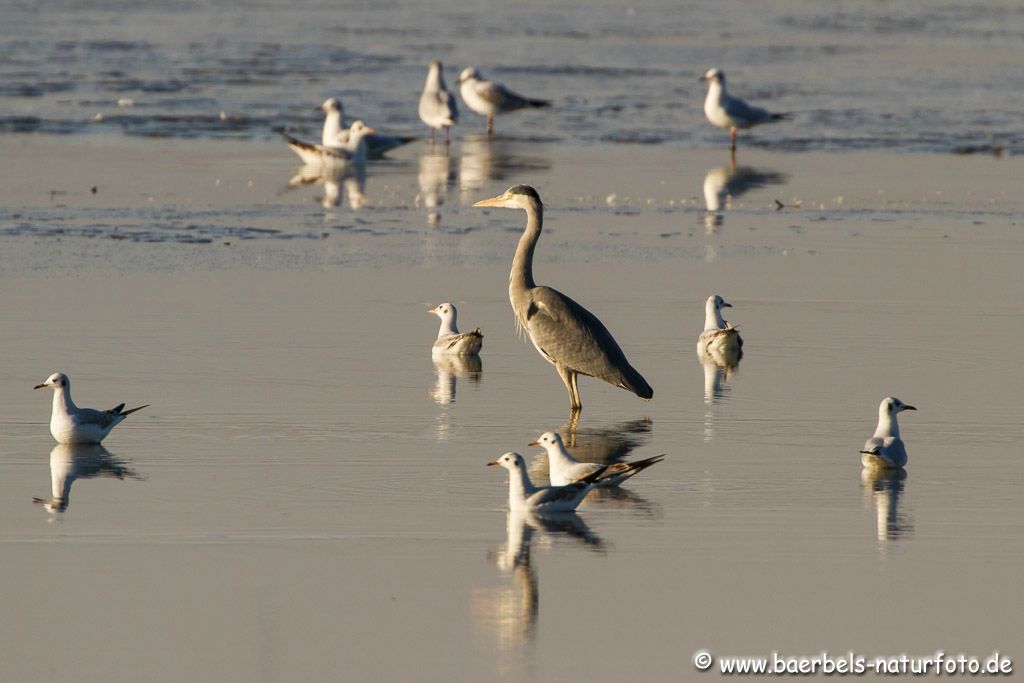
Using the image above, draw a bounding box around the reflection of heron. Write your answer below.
[33,443,141,513]
[860,397,916,469]
[697,295,743,358]
[457,67,550,136]
[288,164,367,209]
[428,354,482,406]
[702,164,788,215]
[418,60,458,145]
[861,468,912,544]
[699,68,789,154]
[416,150,453,225]
[474,186,652,415]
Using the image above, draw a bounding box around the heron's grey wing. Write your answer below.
[526,287,652,396]
[75,407,119,428]
[722,95,776,126]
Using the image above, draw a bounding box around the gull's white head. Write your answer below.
[458,67,481,84]
[528,431,563,451]
[700,68,725,85]
[881,397,917,416]
[488,451,525,472]
[709,294,732,311]
[347,120,376,139]
[321,98,343,114]
[428,302,457,322]
[34,372,68,391]
[473,184,542,210]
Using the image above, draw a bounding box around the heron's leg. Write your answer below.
[557,366,582,412]
[487,115,494,137]
[569,371,582,411]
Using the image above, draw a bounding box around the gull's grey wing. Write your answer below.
[74,407,120,428]
[421,88,458,122]
[442,330,483,350]
[279,130,351,159]
[722,95,779,127]
[366,133,416,158]
[525,286,652,397]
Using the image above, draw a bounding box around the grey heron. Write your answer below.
[861,397,916,469]
[458,68,550,137]
[419,60,459,145]
[699,68,789,154]
[473,185,653,414]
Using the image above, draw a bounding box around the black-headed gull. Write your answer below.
[529,431,664,487]
[419,60,459,145]
[697,294,743,357]
[861,397,916,469]
[699,68,788,153]
[34,372,148,444]
[428,302,483,356]
[458,67,550,136]
[488,452,606,513]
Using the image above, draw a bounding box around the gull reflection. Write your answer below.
[702,163,787,228]
[475,509,603,657]
[33,443,141,513]
[458,134,551,204]
[700,346,742,442]
[288,164,367,209]
[428,354,482,406]
[529,417,660,516]
[415,149,454,226]
[861,467,912,549]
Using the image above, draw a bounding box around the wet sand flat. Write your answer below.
[1,135,1022,680]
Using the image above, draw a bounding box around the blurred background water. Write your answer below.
[2,0,1022,152]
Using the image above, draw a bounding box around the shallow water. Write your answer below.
[2,0,1022,152]
[1,132,1023,679]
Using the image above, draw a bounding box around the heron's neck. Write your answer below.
[510,199,542,294]
[436,314,459,337]
[705,300,726,331]
[875,408,898,438]
[53,387,75,415]
[322,110,344,146]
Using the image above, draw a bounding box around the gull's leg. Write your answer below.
[487,114,494,137]
[730,128,737,153]
[445,126,451,146]
[429,129,436,146]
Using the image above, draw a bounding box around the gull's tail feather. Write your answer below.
[119,404,150,417]
[859,448,880,456]
[579,464,611,485]
[771,112,791,121]
[528,98,551,109]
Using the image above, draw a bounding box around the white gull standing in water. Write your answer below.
[280,119,377,168]
[861,397,916,469]
[419,60,459,144]
[458,67,550,136]
[699,68,788,153]
[34,372,148,444]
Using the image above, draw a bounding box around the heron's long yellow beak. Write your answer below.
[473,196,505,208]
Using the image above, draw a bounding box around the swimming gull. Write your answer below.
[697,294,743,357]
[861,397,916,469]
[34,372,148,444]
[280,120,376,168]
[530,431,664,487]
[488,452,607,513]
[429,302,483,356]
